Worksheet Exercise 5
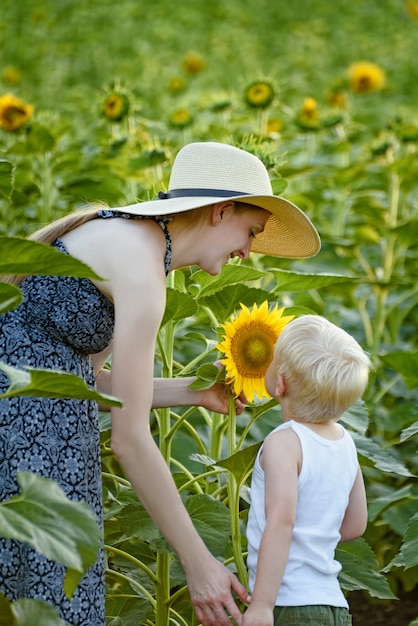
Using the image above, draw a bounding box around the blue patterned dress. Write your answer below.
[0,213,172,625]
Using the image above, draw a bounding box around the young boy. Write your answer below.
[244,315,371,626]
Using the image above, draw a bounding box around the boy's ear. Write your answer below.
[276,374,286,397]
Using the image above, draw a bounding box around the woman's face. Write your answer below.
[200,204,270,275]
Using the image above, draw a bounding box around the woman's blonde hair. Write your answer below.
[3,204,106,286]
[273,314,370,423]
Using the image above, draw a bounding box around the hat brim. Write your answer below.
[113,194,320,259]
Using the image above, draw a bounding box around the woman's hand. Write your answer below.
[186,554,250,626]
[199,381,247,415]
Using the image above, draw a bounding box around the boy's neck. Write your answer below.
[283,415,343,441]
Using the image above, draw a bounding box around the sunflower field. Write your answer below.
[1,0,418,624]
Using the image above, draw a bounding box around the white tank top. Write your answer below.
[246,419,358,607]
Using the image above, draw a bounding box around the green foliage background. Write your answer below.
[1,1,418,625]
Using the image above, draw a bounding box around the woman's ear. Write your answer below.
[210,201,234,225]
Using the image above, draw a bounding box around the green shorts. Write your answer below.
[273,605,352,625]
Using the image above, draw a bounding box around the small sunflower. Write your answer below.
[406,0,418,20]
[0,93,33,131]
[217,301,294,403]
[348,61,386,94]
[168,76,187,94]
[297,97,320,130]
[244,81,275,109]
[182,52,207,76]
[103,92,130,121]
[169,108,193,128]
[2,66,22,86]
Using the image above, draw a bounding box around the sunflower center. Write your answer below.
[231,324,275,378]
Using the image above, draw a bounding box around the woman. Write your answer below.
[0,142,320,626]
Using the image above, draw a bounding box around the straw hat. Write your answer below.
[114,142,320,258]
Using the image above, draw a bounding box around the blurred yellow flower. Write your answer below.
[327,90,347,109]
[267,117,284,137]
[405,0,418,19]
[169,108,193,128]
[217,301,294,403]
[348,61,386,94]
[168,76,187,93]
[297,97,320,129]
[0,93,33,131]
[2,66,22,86]
[245,81,275,109]
[103,92,130,121]
[182,52,206,76]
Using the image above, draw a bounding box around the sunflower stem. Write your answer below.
[227,394,248,587]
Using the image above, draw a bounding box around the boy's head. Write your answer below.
[265,315,371,423]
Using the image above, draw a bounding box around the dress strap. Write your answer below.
[96,209,172,275]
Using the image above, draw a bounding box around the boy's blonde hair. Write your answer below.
[273,315,370,423]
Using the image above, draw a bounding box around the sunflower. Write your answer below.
[244,81,275,109]
[0,93,33,131]
[348,61,386,94]
[169,108,193,128]
[297,96,321,130]
[103,92,130,121]
[217,301,294,403]
[182,52,206,75]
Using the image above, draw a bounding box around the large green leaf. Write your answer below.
[0,237,103,279]
[0,362,122,407]
[384,512,418,571]
[340,400,369,435]
[215,443,262,484]
[200,286,273,323]
[351,432,412,477]
[161,287,198,327]
[367,485,418,522]
[191,265,266,298]
[186,494,231,555]
[1,596,68,626]
[0,282,23,315]
[380,351,418,389]
[0,473,101,598]
[268,269,356,292]
[337,538,396,599]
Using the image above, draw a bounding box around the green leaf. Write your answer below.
[188,363,220,390]
[269,269,356,292]
[386,512,418,570]
[380,351,418,389]
[0,362,122,407]
[24,124,56,153]
[0,473,101,598]
[368,485,418,523]
[161,287,198,327]
[192,265,266,298]
[340,400,369,435]
[337,538,396,599]
[116,502,161,544]
[352,432,412,477]
[215,443,262,484]
[10,598,68,626]
[201,286,273,323]
[0,282,23,315]
[0,160,13,199]
[0,237,103,280]
[400,420,418,442]
[186,494,231,555]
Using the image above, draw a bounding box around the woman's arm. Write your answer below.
[96,223,248,626]
[339,466,368,541]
